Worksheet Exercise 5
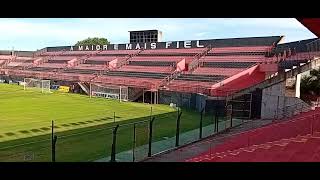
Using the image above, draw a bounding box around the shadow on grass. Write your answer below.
[0,108,208,162]
[5,132,15,136]
[0,115,124,140]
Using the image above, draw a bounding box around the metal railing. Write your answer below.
[274,101,311,121]
[0,105,249,162]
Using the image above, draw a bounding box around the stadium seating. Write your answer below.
[191,134,320,162]
[201,55,265,62]
[186,107,320,162]
[130,56,188,61]
[140,48,206,55]
[105,70,170,79]
[210,46,272,53]
[192,67,246,76]
[128,60,176,67]
[117,66,174,73]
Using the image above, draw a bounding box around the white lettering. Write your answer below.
[78,46,83,51]
[144,43,147,49]
[166,42,172,48]
[92,45,94,50]
[135,43,141,49]
[196,40,204,48]
[70,46,73,51]
[126,44,132,50]
[151,43,156,49]
[184,41,191,48]
[96,45,101,51]
[176,42,179,49]
[103,45,108,50]
[114,44,118,50]
[85,46,89,51]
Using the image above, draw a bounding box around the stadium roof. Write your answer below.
[297,18,320,38]
[275,38,318,53]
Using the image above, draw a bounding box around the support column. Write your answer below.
[142,88,144,103]
[154,91,157,104]
[295,73,301,98]
[157,90,159,104]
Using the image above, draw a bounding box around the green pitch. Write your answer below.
[0,83,214,162]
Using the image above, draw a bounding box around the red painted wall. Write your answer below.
[210,65,266,96]
[176,58,186,72]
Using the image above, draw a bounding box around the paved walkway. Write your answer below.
[94,119,243,162]
[142,119,273,162]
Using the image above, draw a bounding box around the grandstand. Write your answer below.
[0,36,284,101]
[1,21,320,162]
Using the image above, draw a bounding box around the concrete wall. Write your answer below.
[261,81,310,119]
[15,51,34,57]
[0,50,12,55]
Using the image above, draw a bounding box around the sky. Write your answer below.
[0,18,317,51]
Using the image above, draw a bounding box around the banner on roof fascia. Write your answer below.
[45,36,282,52]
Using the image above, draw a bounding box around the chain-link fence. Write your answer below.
[0,104,249,162]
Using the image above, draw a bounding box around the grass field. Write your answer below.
[0,83,219,162]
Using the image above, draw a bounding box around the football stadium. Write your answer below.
[0,18,320,162]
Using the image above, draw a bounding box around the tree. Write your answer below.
[300,68,320,103]
[75,37,110,46]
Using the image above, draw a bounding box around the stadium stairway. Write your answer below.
[78,82,90,95]
[142,119,273,162]
[230,55,320,100]
[188,133,320,162]
[186,107,320,162]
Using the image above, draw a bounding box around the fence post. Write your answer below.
[215,108,219,133]
[230,103,233,128]
[199,108,204,139]
[213,109,216,133]
[276,96,280,119]
[213,104,219,133]
[51,120,57,162]
[312,114,315,135]
[175,109,182,147]
[148,117,155,157]
[132,123,136,162]
[110,124,119,162]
